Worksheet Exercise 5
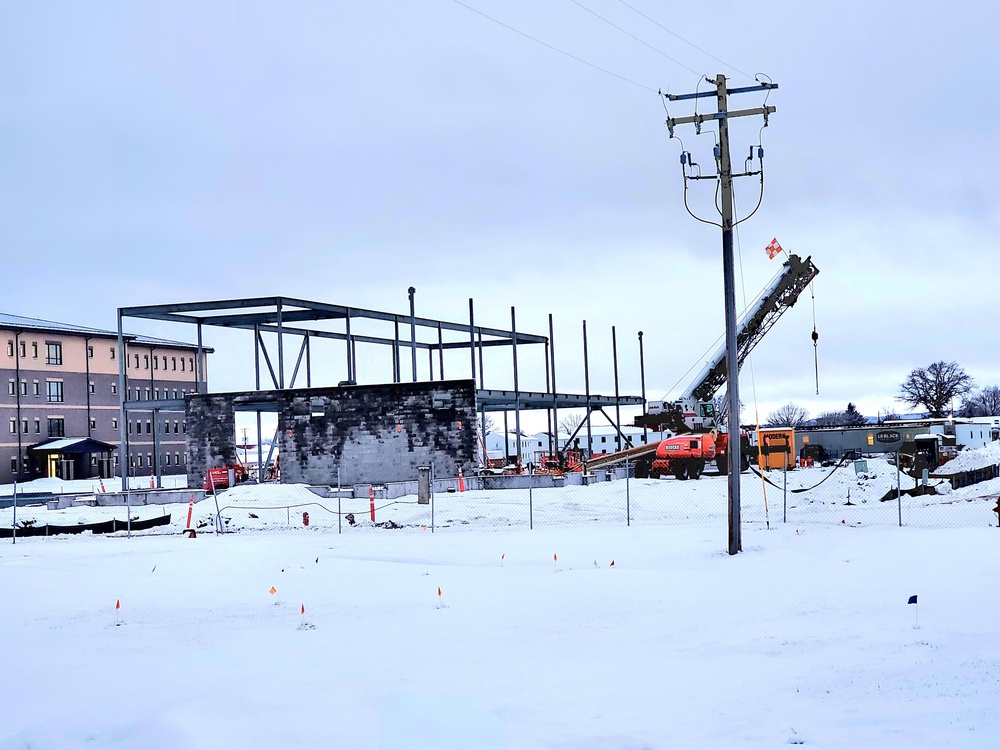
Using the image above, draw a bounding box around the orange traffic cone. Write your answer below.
[458,466,465,493]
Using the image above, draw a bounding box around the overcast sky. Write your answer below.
[2,1,998,429]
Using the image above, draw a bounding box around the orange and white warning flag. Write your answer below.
[765,237,782,260]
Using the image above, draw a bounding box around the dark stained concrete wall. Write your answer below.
[185,394,237,487]
[186,380,477,487]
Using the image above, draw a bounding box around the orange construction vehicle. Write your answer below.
[628,253,819,480]
[203,463,250,493]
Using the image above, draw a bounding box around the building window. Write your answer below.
[176,452,181,466]
[189,357,194,372]
[32,381,39,396]
[32,342,38,358]
[172,357,177,370]
[134,354,140,369]
[162,356,167,370]
[153,356,158,370]
[89,381,96,394]
[34,418,40,434]
[112,418,118,430]
[147,452,152,467]
[165,453,171,466]
[46,380,64,403]
[144,355,149,369]
[10,457,16,473]
[128,421,132,434]
[146,420,151,434]
[6,380,12,396]
[45,342,62,365]
[87,345,94,358]
[144,388,150,400]
[173,420,179,434]
[867,434,874,446]
[110,346,116,360]
[164,421,169,434]
[137,454,143,467]
[127,388,132,400]
[19,380,26,396]
[47,418,65,438]
[154,388,159,400]
[182,420,187,433]
[21,419,28,433]
[19,341,26,357]
[8,418,15,434]
[90,418,97,430]
[180,358,185,371]
[5,341,12,357]
[111,381,118,395]
[172,389,178,399]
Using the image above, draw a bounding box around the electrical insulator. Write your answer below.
[713,145,721,158]
[680,153,687,165]
[758,147,764,159]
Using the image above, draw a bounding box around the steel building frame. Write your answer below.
[117,294,643,485]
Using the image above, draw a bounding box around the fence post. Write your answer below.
[430,465,435,534]
[11,480,16,545]
[337,468,342,535]
[897,451,902,527]
[626,458,630,527]
[783,459,787,524]
[529,472,534,530]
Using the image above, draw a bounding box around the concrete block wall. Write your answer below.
[186,380,477,488]
[185,394,237,487]
[281,380,477,486]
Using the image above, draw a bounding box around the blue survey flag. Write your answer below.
[907,595,918,605]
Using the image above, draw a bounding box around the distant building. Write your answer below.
[1,313,209,484]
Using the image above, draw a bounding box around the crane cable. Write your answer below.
[810,280,820,395]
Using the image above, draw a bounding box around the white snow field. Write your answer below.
[2,469,999,749]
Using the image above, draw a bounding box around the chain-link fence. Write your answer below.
[3,453,998,541]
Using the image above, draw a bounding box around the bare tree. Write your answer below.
[878,405,901,423]
[812,410,847,427]
[764,403,809,428]
[558,412,584,436]
[960,385,1000,417]
[480,414,497,435]
[711,393,745,428]
[897,361,974,417]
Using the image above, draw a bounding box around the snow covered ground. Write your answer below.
[2,468,999,748]
[4,457,997,536]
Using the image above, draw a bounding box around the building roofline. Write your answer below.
[0,312,212,353]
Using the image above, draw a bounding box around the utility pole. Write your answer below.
[664,74,776,555]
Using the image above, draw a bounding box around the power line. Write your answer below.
[449,0,657,93]
[615,0,753,80]
[566,0,702,76]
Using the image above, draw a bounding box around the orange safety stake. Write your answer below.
[458,466,465,493]
[369,485,376,522]
[185,495,195,530]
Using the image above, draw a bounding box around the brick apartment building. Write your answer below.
[1,313,209,485]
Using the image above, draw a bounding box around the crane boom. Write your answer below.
[637,253,819,434]
[686,253,819,402]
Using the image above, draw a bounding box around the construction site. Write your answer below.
[113,252,820,495]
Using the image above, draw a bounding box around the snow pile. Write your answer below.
[0,474,188,497]
[934,440,1000,475]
